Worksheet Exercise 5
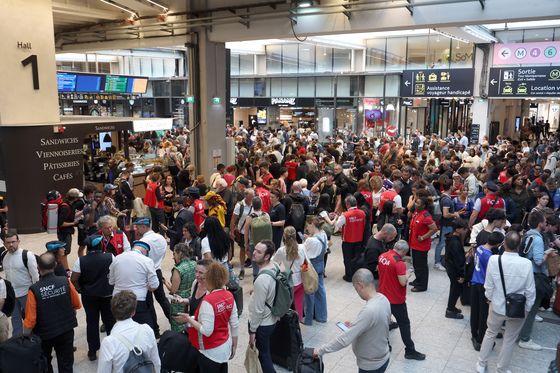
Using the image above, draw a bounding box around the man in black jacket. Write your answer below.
[160,196,193,251]
[364,224,397,279]
[445,219,469,319]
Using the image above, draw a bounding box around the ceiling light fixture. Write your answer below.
[143,0,169,13]
[462,25,497,43]
[298,1,313,8]
[99,0,139,18]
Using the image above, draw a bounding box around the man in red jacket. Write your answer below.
[469,181,505,227]
[335,195,366,282]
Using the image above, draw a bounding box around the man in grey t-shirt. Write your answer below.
[314,269,391,372]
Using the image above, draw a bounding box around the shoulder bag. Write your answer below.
[498,254,526,318]
[301,247,319,295]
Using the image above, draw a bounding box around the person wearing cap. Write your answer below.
[108,239,159,331]
[70,235,115,361]
[186,186,206,231]
[132,216,169,337]
[144,172,165,234]
[469,181,505,228]
[160,195,194,251]
[444,219,469,320]
[45,241,69,277]
[23,252,81,373]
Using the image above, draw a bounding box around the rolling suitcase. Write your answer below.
[229,286,243,316]
[270,310,303,371]
[296,347,324,373]
[158,330,197,373]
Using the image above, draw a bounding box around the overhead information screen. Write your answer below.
[105,75,128,93]
[57,73,77,92]
[75,74,103,93]
[127,77,148,94]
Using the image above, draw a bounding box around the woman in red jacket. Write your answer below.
[409,193,438,293]
[180,262,239,373]
[144,172,165,233]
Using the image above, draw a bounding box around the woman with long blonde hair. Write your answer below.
[272,226,306,321]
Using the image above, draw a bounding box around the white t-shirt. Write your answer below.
[201,237,228,265]
[233,201,253,231]
[272,244,306,286]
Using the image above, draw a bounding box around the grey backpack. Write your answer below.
[113,327,155,373]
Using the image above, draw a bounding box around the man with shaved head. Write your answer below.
[314,269,391,372]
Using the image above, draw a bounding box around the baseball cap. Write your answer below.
[67,188,83,198]
[132,217,151,226]
[104,183,118,193]
[84,235,103,251]
[186,186,200,197]
[486,181,498,192]
[237,177,250,187]
[132,240,151,252]
[45,240,66,252]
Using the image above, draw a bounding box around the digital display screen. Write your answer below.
[76,74,103,93]
[105,75,128,93]
[127,78,148,94]
[57,73,77,92]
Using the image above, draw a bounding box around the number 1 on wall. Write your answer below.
[21,54,39,90]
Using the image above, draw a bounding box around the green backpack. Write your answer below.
[259,264,294,317]
[250,212,273,245]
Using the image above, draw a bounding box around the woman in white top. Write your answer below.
[272,226,306,322]
[201,217,229,266]
[303,218,329,326]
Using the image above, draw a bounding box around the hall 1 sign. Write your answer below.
[488,66,560,97]
[400,68,475,97]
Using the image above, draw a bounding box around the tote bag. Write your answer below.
[301,250,319,294]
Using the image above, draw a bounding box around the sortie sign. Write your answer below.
[400,68,474,97]
[488,66,560,97]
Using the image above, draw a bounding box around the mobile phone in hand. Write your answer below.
[336,321,349,332]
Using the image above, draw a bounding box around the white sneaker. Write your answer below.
[476,362,486,373]
[434,263,446,271]
[518,339,542,351]
[535,315,543,322]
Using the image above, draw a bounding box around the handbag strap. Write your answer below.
[498,254,508,298]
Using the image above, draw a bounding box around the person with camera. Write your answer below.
[476,231,535,373]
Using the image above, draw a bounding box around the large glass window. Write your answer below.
[366,39,386,71]
[384,75,400,97]
[316,77,334,96]
[386,37,407,71]
[298,77,315,96]
[350,76,361,96]
[451,40,474,68]
[254,78,267,97]
[266,45,282,74]
[364,75,384,97]
[316,46,333,72]
[230,54,240,75]
[282,44,298,73]
[333,48,352,72]
[270,78,282,96]
[407,36,429,69]
[337,76,351,96]
[495,30,523,43]
[281,78,298,96]
[523,28,554,42]
[239,54,254,75]
[230,79,239,97]
[239,79,254,97]
[298,44,315,73]
[427,34,450,69]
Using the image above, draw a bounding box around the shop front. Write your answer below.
[0,117,172,233]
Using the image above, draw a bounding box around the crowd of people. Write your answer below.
[0,123,559,373]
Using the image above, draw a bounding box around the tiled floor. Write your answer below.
[13,231,560,373]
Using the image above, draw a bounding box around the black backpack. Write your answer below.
[1,279,16,317]
[296,347,324,373]
[290,202,306,232]
[113,328,155,373]
[0,334,48,373]
[519,232,539,258]
[0,248,38,271]
[158,330,196,372]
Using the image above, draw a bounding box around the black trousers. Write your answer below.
[342,241,362,279]
[447,273,463,311]
[470,284,489,343]
[197,350,228,373]
[133,300,155,331]
[390,303,415,353]
[149,207,165,233]
[82,294,115,352]
[148,269,171,334]
[42,329,74,373]
[411,250,429,290]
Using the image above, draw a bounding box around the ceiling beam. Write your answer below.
[52,2,120,20]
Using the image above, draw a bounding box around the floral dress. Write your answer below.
[170,258,196,331]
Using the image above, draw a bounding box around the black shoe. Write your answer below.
[389,321,399,330]
[411,287,427,293]
[88,350,97,361]
[100,324,106,333]
[404,350,426,360]
[445,310,464,319]
[409,280,418,287]
[471,337,481,351]
[343,276,352,282]
[496,332,503,339]
[243,259,252,268]
[452,307,462,314]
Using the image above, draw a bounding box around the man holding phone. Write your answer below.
[313,269,391,373]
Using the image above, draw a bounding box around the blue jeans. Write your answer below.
[11,295,27,337]
[256,324,276,373]
[358,358,389,373]
[435,225,453,265]
[304,272,327,325]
